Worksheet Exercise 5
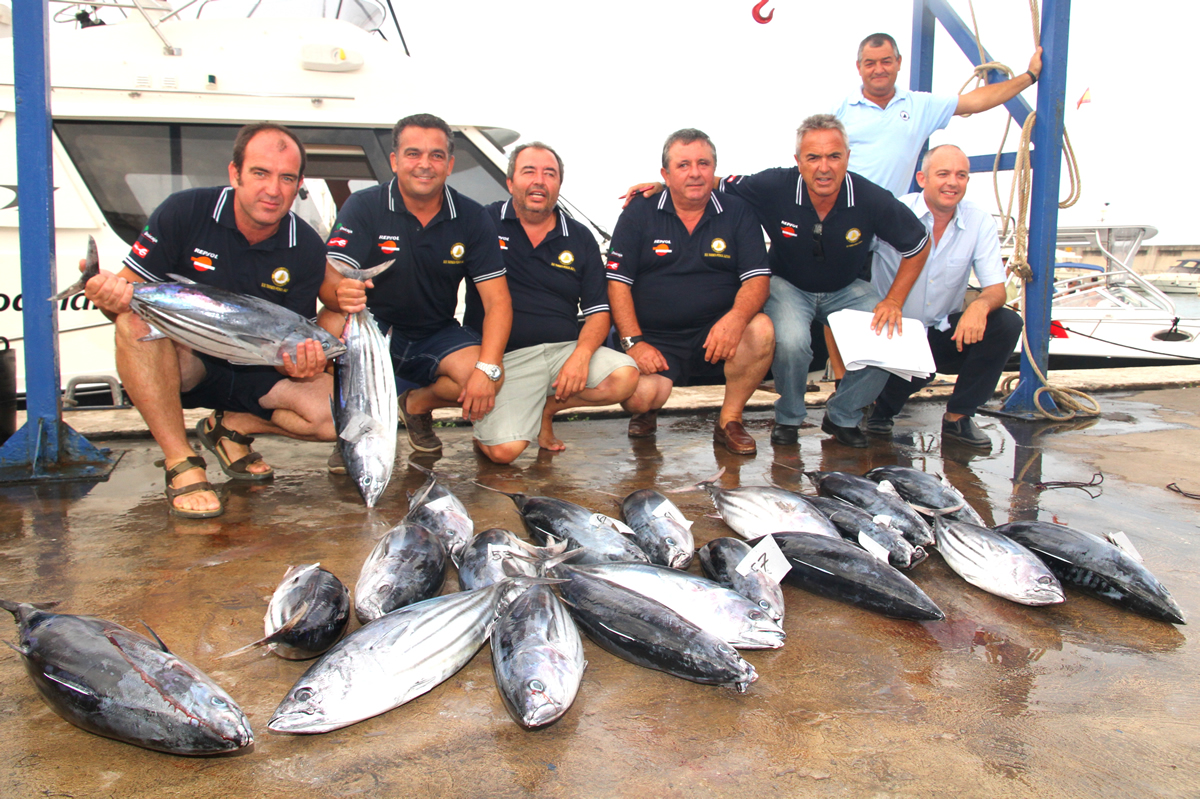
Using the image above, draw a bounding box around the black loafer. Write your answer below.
[770,423,799,446]
[821,416,867,448]
[942,416,991,448]
[865,415,894,437]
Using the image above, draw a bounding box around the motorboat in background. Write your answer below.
[1140,259,1200,295]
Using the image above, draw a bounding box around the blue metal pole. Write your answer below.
[1002,0,1072,416]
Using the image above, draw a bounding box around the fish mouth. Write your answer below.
[521,700,565,729]
[668,552,693,569]
[268,710,332,735]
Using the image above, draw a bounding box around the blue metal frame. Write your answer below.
[908,0,1071,419]
[0,0,117,483]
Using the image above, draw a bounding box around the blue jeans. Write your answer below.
[764,276,891,428]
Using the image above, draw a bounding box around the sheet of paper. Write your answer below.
[827,308,936,380]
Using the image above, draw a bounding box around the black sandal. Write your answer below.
[158,455,223,519]
[195,410,275,482]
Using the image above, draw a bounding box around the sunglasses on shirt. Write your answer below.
[812,223,825,261]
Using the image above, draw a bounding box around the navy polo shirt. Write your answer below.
[719,168,928,293]
[605,191,770,337]
[123,186,325,318]
[464,201,608,352]
[326,180,505,340]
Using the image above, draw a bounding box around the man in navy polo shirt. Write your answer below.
[607,129,774,456]
[718,114,931,447]
[320,113,511,455]
[83,123,334,518]
[464,143,638,463]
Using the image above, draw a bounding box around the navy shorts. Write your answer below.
[646,324,725,387]
[180,353,286,421]
[386,321,481,387]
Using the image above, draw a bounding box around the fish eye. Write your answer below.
[718,644,733,654]
[749,611,763,621]
[363,476,372,484]
[210,696,227,707]
[377,584,391,595]
[529,680,545,693]
[758,600,770,611]
[666,539,675,546]
[294,687,313,702]
[1037,576,1053,585]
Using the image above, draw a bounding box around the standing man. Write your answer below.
[84,123,334,518]
[320,113,511,455]
[837,32,1042,197]
[866,144,1022,449]
[607,129,775,456]
[718,114,931,448]
[466,142,638,463]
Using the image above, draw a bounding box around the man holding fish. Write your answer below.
[82,123,336,518]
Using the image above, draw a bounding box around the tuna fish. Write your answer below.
[621,489,695,569]
[331,261,398,508]
[555,569,757,692]
[491,584,586,729]
[865,465,986,525]
[933,517,1065,606]
[128,275,346,365]
[808,495,928,570]
[564,563,786,649]
[808,471,935,547]
[269,579,547,734]
[354,520,447,624]
[221,564,351,660]
[406,464,474,564]
[697,537,787,624]
[697,478,839,540]
[50,235,99,300]
[772,533,945,621]
[457,529,571,591]
[995,520,1185,624]
[0,600,253,755]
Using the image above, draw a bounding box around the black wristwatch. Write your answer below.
[619,335,644,352]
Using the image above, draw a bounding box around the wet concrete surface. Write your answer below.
[1,389,1198,798]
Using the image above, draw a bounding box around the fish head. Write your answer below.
[735,609,788,649]
[269,679,340,734]
[172,665,255,752]
[504,648,581,729]
[354,579,393,624]
[353,452,394,509]
[1017,570,1066,605]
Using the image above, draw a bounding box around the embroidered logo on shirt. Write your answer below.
[899,111,911,121]
[450,243,466,259]
[781,225,798,239]
[711,238,727,253]
[329,238,349,248]
[378,240,400,255]
[653,241,672,256]
[559,251,575,266]
[845,228,863,245]
[272,267,291,287]
[132,242,149,258]
[606,260,619,270]
[191,255,215,272]
[498,236,509,251]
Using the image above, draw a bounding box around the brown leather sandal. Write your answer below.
[195,410,274,482]
[158,455,223,519]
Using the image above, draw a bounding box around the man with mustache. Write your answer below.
[320,113,512,459]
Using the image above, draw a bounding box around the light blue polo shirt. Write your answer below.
[871,193,1005,330]
[834,89,959,197]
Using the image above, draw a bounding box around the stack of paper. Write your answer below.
[826,309,935,381]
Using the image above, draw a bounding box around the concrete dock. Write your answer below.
[1,368,1198,798]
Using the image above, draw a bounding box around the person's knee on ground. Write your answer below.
[476,439,529,465]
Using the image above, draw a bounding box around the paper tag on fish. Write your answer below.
[421,495,457,513]
[876,480,900,497]
[872,514,894,528]
[338,411,380,444]
[590,513,636,536]
[1105,531,1144,563]
[487,544,516,562]
[735,534,791,584]
[651,500,693,530]
[857,532,892,563]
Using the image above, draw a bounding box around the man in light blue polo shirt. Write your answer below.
[866,144,1022,449]
[836,32,1042,197]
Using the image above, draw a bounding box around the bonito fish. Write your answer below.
[808,471,935,548]
[934,517,1065,606]
[50,235,99,300]
[698,537,787,624]
[697,478,838,540]
[1,600,253,755]
[128,274,346,366]
[354,520,447,624]
[865,465,986,526]
[808,495,927,570]
[621,489,695,569]
[222,563,351,660]
[457,528,567,591]
[407,464,474,564]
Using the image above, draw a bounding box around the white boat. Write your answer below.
[0,1,566,398]
[1141,259,1200,296]
[1010,225,1200,369]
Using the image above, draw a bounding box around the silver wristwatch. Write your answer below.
[474,361,502,381]
[619,335,645,352]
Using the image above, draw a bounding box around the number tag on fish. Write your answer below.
[872,514,894,528]
[735,534,791,584]
[651,500,693,530]
[487,544,516,562]
[590,513,636,536]
[421,495,457,513]
[857,532,892,563]
[1105,531,1144,563]
[338,411,381,443]
[875,480,900,497]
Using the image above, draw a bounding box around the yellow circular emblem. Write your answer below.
[450,243,465,259]
[271,267,290,287]
[559,251,575,266]
[711,238,727,253]
[845,228,862,244]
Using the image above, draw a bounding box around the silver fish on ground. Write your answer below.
[995,520,1185,624]
[128,274,346,366]
[807,471,935,548]
[933,517,1065,606]
[865,465,986,526]
[269,578,549,734]
[697,477,839,540]
[698,537,787,624]
[354,520,447,624]
[477,483,650,565]
[621,489,695,569]
[50,235,99,301]
[565,562,786,649]
[331,261,398,508]
[808,495,927,570]
[491,584,586,729]
[220,564,351,661]
[457,528,570,590]
[554,568,757,692]
[0,599,253,756]
[406,463,474,565]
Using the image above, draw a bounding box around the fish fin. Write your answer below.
[218,601,310,659]
[0,599,58,620]
[771,460,802,473]
[1105,531,1145,563]
[537,548,585,573]
[166,273,197,284]
[139,620,170,652]
[42,671,100,699]
[137,327,169,342]
[4,640,30,657]
[910,501,964,517]
[329,259,395,282]
[49,278,87,302]
[684,467,726,493]
[216,635,275,659]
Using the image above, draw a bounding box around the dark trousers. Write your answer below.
[872,307,1023,419]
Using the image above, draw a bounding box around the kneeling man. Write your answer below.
[468,142,638,463]
[607,129,774,455]
[866,144,1023,448]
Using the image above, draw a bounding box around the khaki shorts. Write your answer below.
[473,342,635,445]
